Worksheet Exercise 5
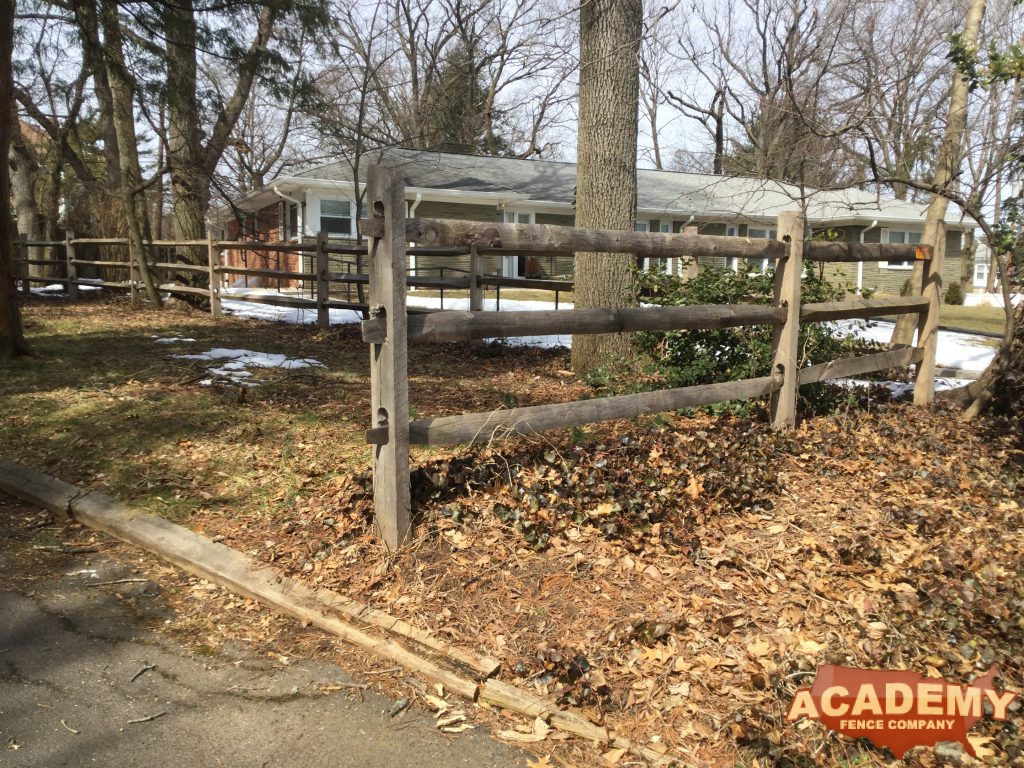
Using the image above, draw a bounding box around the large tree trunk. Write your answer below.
[0,0,30,359]
[890,0,986,347]
[571,0,642,374]
[9,123,44,275]
[96,0,161,305]
[164,0,209,248]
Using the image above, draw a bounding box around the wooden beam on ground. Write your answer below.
[770,211,805,429]
[359,216,788,260]
[798,346,925,385]
[0,458,483,696]
[804,242,932,262]
[369,374,781,447]
[365,165,412,550]
[800,296,929,322]
[361,304,785,344]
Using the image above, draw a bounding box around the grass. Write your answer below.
[873,295,1008,336]
[1,295,580,524]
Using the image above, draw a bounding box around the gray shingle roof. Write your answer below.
[288,148,972,227]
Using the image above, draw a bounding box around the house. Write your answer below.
[219,148,976,295]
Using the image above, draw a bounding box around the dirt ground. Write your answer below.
[2,296,1022,767]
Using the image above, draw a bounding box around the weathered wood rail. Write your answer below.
[356,165,937,549]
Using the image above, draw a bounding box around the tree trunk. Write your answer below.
[164,0,209,250]
[890,0,986,347]
[0,0,30,359]
[96,0,161,305]
[9,123,44,275]
[571,0,642,374]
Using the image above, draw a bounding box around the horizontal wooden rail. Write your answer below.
[153,262,210,273]
[327,273,470,289]
[220,291,317,309]
[322,244,472,257]
[480,276,574,291]
[69,238,129,245]
[367,374,782,447]
[69,259,129,267]
[360,216,789,260]
[19,275,69,284]
[20,240,65,247]
[798,346,925,384]
[218,266,311,281]
[19,258,61,266]
[362,303,785,344]
[800,296,929,322]
[804,242,932,263]
[158,283,211,298]
[214,241,316,252]
[83,280,131,289]
[150,239,209,247]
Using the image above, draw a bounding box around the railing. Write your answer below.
[355,165,940,549]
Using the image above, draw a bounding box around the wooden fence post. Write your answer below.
[65,231,78,302]
[207,231,221,317]
[366,166,411,550]
[469,245,483,311]
[770,211,805,429]
[316,231,330,330]
[18,234,30,295]
[913,222,945,405]
[129,244,140,308]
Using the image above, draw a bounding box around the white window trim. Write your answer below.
[501,210,535,277]
[879,227,920,270]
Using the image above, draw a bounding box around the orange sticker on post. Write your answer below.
[915,245,930,261]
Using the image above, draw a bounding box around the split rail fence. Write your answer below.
[13,234,571,323]
[357,165,943,549]
[13,166,945,551]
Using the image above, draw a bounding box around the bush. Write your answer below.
[634,266,883,415]
[944,282,965,305]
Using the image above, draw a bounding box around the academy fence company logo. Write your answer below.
[786,664,1017,758]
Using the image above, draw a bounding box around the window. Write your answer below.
[287,203,299,240]
[881,229,921,269]
[747,227,777,272]
[973,254,989,289]
[636,221,670,271]
[725,225,776,271]
[500,211,534,277]
[320,199,352,236]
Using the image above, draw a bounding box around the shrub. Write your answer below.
[634,266,883,415]
[944,282,965,305]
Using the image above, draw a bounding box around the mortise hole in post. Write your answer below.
[373,200,385,217]
[376,407,389,427]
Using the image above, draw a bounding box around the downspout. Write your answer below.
[407,193,422,284]
[858,220,878,294]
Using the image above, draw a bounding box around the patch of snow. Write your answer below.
[154,336,196,344]
[839,377,973,399]
[28,283,103,296]
[836,319,996,372]
[171,346,325,386]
